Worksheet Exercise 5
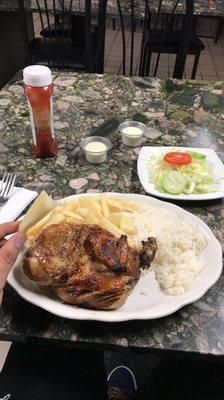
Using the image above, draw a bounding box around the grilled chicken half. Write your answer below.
[23,223,157,310]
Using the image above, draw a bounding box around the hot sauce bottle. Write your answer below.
[23,65,58,158]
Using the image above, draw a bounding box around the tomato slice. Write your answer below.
[164,152,192,166]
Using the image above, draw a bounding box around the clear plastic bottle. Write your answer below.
[23,65,58,158]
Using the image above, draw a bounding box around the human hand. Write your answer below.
[0,222,26,300]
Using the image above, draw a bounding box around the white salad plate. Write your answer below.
[8,193,222,322]
[138,146,224,201]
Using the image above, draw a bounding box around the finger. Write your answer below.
[0,239,7,248]
[0,232,26,288]
[0,221,20,240]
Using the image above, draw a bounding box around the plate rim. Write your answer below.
[137,146,224,201]
[7,192,223,322]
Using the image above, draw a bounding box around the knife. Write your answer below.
[90,117,120,137]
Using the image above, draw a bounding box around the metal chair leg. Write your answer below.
[139,43,149,76]
[191,53,200,79]
[145,48,152,77]
[17,0,31,65]
[154,53,161,77]
[192,15,198,33]
[215,17,223,44]
[139,44,146,76]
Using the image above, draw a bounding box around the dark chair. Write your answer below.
[17,0,108,73]
[139,0,205,79]
[116,0,204,79]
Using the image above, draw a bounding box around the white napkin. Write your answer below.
[0,185,38,223]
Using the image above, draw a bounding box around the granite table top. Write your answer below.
[1,0,224,17]
[0,71,224,356]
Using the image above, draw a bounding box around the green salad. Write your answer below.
[148,150,215,195]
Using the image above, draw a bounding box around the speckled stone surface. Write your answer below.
[1,0,224,17]
[0,71,224,356]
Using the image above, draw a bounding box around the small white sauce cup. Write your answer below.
[118,121,148,147]
[80,136,112,164]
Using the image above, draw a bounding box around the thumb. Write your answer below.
[0,232,26,279]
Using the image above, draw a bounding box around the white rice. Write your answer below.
[129,204,206,295]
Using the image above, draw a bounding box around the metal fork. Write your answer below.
[0,172,16,206]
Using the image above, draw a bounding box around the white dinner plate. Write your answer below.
[138,146,224,201]
[8,193,222,322]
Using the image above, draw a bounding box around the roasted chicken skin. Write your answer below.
[139,237,158,268]
[23,223,157,310]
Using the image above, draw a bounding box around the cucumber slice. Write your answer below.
[187,151,206,161]
[183,179,196,194]
[163,171,186,194]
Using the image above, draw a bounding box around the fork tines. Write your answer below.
[0,172,16,203]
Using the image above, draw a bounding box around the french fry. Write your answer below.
[104,197,123,212]
[76,208,89,218]
[85,211,99,225]
[120,215,136,235]
[65,216,84,224]
[63,210,84,221]
[101,195,110,218]
[120,200,139,212]
[78,197,91,208]
[106,197,138,212]
[99,218,125,238]
[79,197,103,219]
[19,191,56,233]
[51,205,64,215]
[48,212,65,225]
[62,200,79,211]
[26,210,53,237]
[108,212,123,228]
[88,199,103,219]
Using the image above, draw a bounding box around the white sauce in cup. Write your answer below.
[84,141,107,164]
[122,126,143,147]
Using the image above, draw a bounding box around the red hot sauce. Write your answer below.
[23,65,58,158]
